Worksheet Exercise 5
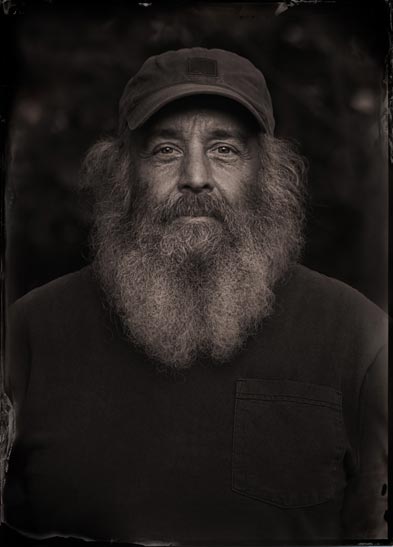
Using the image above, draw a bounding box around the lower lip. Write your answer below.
[174,215,214,222]
[182,215,214,219]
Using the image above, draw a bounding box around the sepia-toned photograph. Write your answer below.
[0,1,390,545]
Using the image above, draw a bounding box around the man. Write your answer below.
[3,48,388,544]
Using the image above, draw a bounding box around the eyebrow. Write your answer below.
[207,129,249,144]
[145,128,182,140]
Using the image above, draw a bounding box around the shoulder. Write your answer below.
[6,267,103,407]
[276,264,387,356]
[7,266,105,340]
[284,264,386,324]
[10,266,96,317]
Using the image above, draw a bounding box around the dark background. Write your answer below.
[3,0,390,310]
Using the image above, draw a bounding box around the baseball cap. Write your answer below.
[119,47,275,135]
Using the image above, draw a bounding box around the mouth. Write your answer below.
[174,215,218,223]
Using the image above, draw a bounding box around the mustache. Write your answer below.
[149,193,235,224]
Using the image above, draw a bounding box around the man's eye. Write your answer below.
[155,146,177,155]
[215,145,236,155]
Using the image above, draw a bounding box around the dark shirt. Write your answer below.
[4,265,388,544]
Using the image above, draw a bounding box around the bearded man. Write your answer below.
[3,48,387,545]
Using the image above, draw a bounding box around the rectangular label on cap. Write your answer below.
[187,58,218,77]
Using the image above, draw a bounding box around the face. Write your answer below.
[131,97,262,214]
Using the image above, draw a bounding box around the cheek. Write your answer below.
[136,162,179,202]
[212,163,260,204]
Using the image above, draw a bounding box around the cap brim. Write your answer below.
[125,83,271,134]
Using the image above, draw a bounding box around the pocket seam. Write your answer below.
[232,379,347,508]
[236,395,341,411]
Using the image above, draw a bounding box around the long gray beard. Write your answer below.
[86,138,305,371]
[99,233,273,369]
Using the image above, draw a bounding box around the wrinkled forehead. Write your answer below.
[134,95,262,141]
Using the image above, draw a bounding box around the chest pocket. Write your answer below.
[232,378,347,508]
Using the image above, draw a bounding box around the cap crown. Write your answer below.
[119,48,275,135]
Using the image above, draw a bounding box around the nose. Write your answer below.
[178,145,213,194]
